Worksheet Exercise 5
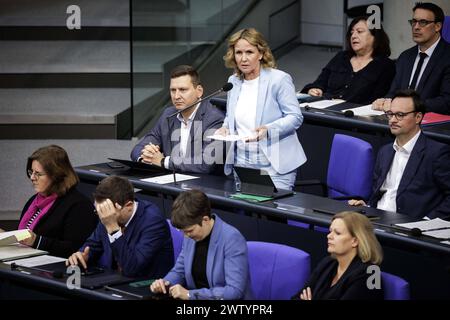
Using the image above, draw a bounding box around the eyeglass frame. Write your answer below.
[27,169,47,179]
[408,19,437,27]
[384,110,418,121]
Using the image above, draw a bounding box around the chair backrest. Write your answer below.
[247,241,310,300]
[167,219,183,261]
[382,272,410,300]
[327,134,374,200]
[443,16,450,42]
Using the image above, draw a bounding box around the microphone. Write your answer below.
[167,82,233,118]
[373,223,422,237]
[304,105,354,118]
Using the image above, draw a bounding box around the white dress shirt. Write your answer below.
[164,103,200,169]
[408,37,440,88]
[377,131,421,212]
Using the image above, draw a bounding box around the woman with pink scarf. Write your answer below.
[18,145,98,257]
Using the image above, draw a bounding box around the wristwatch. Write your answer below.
[160,157,166,168]
[186,291,190,299]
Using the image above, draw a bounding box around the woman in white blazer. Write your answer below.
[215,28,306,190]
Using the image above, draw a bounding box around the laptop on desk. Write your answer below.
[233,166,294,200]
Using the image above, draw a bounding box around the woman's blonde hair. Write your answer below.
[223,28,276,79]
[332,211,383,265]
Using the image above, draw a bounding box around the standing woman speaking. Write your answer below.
[216,28,306,190]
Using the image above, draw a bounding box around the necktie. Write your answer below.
[409,52,427,90]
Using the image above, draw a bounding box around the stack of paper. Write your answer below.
[0,230,31,246]
[395,218,450,240]
[343,104,385,117]
[0,244,47,262]
[4,254,66,267]
[140,174,199,184]
[300,99,345,109]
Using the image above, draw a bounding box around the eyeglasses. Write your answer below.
[27,169,47,179]
[384,110,416,121]
[408,19,436,27]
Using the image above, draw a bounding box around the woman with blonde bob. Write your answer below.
[216,28,306,190]
[293,211,384,300]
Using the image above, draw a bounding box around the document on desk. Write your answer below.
[395,218,450,231]
[0,244,47,262]
[343,104,384,117]
[4,254,66,267]
[300,99,345,109]
[140,174,199,184]
[0,229,31,246]
[423,229,450,240]
[207,134,243,142]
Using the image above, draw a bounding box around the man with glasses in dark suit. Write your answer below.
[373,2,450,115]
[350,90,450,220]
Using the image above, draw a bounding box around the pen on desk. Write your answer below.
[19,270,31,275]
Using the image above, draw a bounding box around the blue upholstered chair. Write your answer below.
[167,219,183,261]
[443,16,450,42]
[290,134,374,229]
[295,134,374,200]
[382,272,410,300]
[247,241,310,300]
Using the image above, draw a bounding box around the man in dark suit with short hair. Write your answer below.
[131,65,225,174]
[373,2,450,115]
[350,90,450,220]
[67,176,174,278]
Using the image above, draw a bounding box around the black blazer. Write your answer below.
[292,256,384,300]
[369,133,450,220]
[387,38,450,115]
[20,186,98,258]
[302,51,395,105]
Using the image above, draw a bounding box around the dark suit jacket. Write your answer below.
[20,187,98,258]
[81,200,174,278]
[130,100,225,174]
[302,51,396,105]
[387,38,450,114]
[292,256,383,300]
[369,133,450,219]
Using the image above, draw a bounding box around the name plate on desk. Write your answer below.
[273,202,313,215]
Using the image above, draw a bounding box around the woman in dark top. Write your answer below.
[18,145,98,257]
[301,16,395,105]
[293,211,384,300]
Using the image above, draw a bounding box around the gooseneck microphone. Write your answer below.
[373,223,423,237]
[168,82,233,118]
[304,105,354,118]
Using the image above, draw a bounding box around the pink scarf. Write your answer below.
[18,193,58,230]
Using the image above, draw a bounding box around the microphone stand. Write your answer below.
[166,116,177,185]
